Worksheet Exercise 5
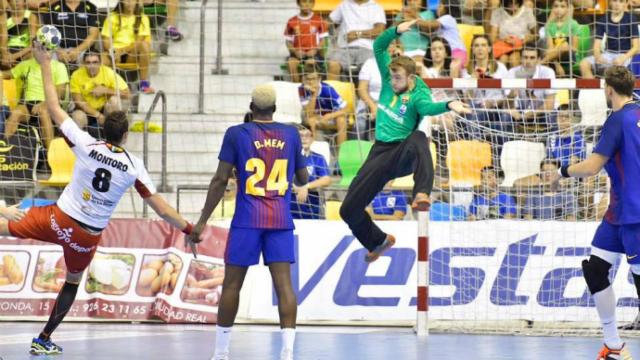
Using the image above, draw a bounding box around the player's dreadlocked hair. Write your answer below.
[104,111,129,145]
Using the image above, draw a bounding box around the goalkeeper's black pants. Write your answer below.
[339,131,434,252]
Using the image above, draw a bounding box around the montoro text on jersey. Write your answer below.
[88,149,129,172]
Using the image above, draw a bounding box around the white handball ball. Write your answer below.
[36,25,62,50]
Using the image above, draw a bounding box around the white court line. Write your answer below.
[0,330,176,345]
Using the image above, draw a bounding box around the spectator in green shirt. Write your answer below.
[541,0,580,77]
[3,55,69,148]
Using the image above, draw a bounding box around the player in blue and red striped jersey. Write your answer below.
[188,84,308,360]
[551,66,640,360]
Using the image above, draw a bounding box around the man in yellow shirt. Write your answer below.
[2,55,68,148]
[70,51,130,138]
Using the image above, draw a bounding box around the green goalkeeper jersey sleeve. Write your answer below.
[373,26,450,143]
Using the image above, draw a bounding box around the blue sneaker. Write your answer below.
[30,337,63,355]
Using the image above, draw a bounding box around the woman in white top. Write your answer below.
[462,34,513,142]
[355,40,404,140]
[419,36,459,134]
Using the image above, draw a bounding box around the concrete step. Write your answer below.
[167,38,288,58]
[113,190,213,220]
[156,58,284,76]
[149,74,274,94]
[137,92,250,113]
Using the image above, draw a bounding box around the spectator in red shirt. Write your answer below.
[285,0,328,82]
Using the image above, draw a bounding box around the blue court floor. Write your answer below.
[1,322,639,360]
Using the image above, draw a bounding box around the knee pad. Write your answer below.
[582,255,612,294]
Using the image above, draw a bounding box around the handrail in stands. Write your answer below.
[142,90,170,218]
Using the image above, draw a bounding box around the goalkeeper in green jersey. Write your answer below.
[340,20,471,262]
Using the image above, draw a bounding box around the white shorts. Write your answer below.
[583,51,631,69]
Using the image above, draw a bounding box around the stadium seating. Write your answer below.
[446,140,492,187]
[499,140,545,187]
[323,80,356,127]
[3,79,17,110]
[338,140,373,187]
[578,89,607,126]
[39,138,76,187]
[325,200,343,220]
[430,201,467,221]
[268,81,303,124]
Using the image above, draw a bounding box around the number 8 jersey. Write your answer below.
[56,119,156,229]
[218,121,305,229]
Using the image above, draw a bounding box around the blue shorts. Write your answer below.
[592,221,640,264]
[224,227,295,266]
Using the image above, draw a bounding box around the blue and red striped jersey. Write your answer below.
[593,102,640,225]
[218,121,306,229]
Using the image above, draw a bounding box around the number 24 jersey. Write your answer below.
[218,121,306,230]
[56,119,156,229]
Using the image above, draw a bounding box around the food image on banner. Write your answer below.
[33,251,66,293]
[86,252,136,295]
[0,251,28,291]
[181,260,224,306]
[136,253,183,297]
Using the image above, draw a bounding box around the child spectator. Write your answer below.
[0,0,38,69]
[101,0,154,94]
[546,104,586,166]
[393,0,435,61]
[579,0,639,78]
[366,181,408,220]
[299,63,348,148]
[356,40,404,140]
[489,0,536,68]
[290,124,332,219]
[541,0,580,77]
[417,0,468,70]
[284,0,328,82]
[468,166,517,220]
[327,0,386,80]
[521,159,577,220]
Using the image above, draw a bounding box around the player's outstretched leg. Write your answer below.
[339,145,394,257]
[583,253,633,360]
[398,131,434,210]
[212,265,248,360]
[30,271,83,355]
[269,262,297,360]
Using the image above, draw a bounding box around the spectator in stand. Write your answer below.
[366,181,408,220]
[540,0,580,77]
[212,179,237,220]
[2,53,68,148]
[101,0,155,94]
[299,63,348,147]
[40,0,99,66]
[143,0,183,41]
[393,0,435,62]
[546,104,586,166]
[462,0,500,30]
[290,124,331,219]
[507,46,557,133]
[420,37,459,133]
[468,166,517,220]
[489,0,536,68]
[462,34,511,140]
[284,0,328,83]
[356,40,404,140]
[0,0,38,69]
[579,0,639,78]
[326,0,386,80]
[520,159,577,220]
[414,0,467,71]
[70,51,130,139]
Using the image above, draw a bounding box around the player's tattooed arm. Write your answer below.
[189,160,235,244]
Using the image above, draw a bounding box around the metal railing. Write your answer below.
[142,90,170,217]
[197,0,227,113]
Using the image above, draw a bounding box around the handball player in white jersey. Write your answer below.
[0,43,195,355]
